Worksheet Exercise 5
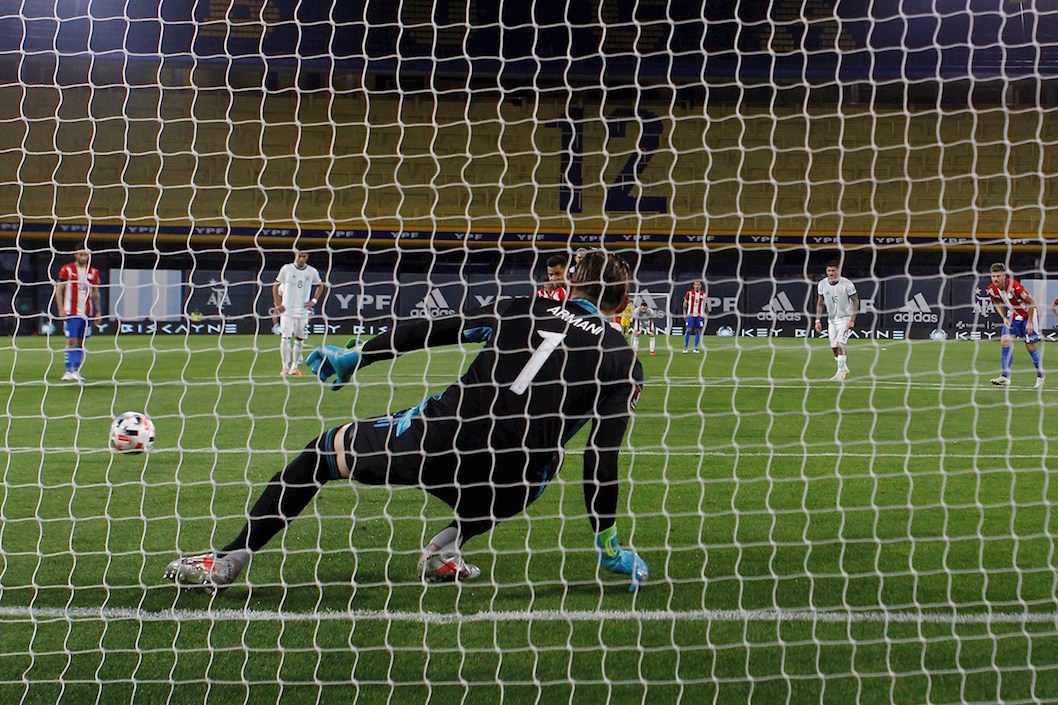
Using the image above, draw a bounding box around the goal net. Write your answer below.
[3,2,1057,704]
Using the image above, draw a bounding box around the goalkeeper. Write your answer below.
[165,251,649,591]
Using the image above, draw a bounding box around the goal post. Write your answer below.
[3,3,1058,705]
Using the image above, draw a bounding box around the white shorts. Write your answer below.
[828,319,852,348]
[280,315,310,339]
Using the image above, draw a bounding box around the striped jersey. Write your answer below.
[57,263,101,317]
[988,278,1032,319]
[684,288,707,316]
[536,285,568,301]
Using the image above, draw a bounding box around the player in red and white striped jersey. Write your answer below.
[986,263,1043,388]
[535,254,569,301]
[54,248,102,382]
[682,281,707,353]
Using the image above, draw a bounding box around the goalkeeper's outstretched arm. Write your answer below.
[354,307,501,364]
[583,412,649,591]
[310,306,501,389]
[357,309,497,362]
[582,415,626,534]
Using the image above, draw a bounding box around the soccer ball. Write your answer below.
[110,412,155,454]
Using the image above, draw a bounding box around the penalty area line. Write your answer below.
[2,605,1056,626]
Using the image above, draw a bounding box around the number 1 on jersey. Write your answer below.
[512,330,567,395]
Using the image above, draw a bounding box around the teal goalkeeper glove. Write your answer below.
[595,525,649,592]
[306,345,361,391]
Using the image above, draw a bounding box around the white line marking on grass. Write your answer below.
[656,376,1044,392]
[627,450,1050,460]
[3,448,1046,461]
[366,375,998,392]
[20,375,1036,394]
[64,372,1011,391]
[2,605,1056,626]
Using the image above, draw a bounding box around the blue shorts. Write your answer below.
[64,317,92,341]
[685,316,705,330]
[1003,318,1040,343]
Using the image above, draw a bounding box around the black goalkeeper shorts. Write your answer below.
[320,411,559,523]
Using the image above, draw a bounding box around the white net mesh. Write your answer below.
[3,2,1058,704]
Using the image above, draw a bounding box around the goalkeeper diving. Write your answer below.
[165,251,649,591]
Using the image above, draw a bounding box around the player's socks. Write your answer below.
[292,339,305,371]
[64,348,73,372]
[280,337,293,372]
[684,332,690,350]
[71,348,84,372]
[1001,346,1013,377]
[632,336,640,353]
[649,338,655,354]
[419,524,481,582]
[837,354,847,370]
[221,439,332,554]
[426,525,460,555]
[1030,348,1043,374]
[694,332,701,349]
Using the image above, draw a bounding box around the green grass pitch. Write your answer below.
[2,333,1058,704]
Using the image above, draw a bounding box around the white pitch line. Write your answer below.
[16,373,1020,392]
[1,605,1055,626]
[626,450,1050,459]
[1,448,1047,461]
[22,376,1041,391]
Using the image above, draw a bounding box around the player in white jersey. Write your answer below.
[631,301,657,356]
[814,261,859,381]
[273,250,325,376]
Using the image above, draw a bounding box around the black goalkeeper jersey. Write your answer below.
[355,296,644,531]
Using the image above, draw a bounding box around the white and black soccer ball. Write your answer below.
[110,412,155,454]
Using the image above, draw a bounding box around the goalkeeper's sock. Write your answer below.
[1030,347,1043,373]
[280,337,292,371]
[221,438,332,554]
[1001,345,1013,377]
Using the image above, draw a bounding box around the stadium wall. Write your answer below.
[4,86,1058,247]
[10,251,1054,341]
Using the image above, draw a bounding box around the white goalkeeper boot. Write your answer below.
[418,551,482,583]
[164,553,239,591]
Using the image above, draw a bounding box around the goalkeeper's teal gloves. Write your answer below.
[595,525,649,592]
[306,345,361,391]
